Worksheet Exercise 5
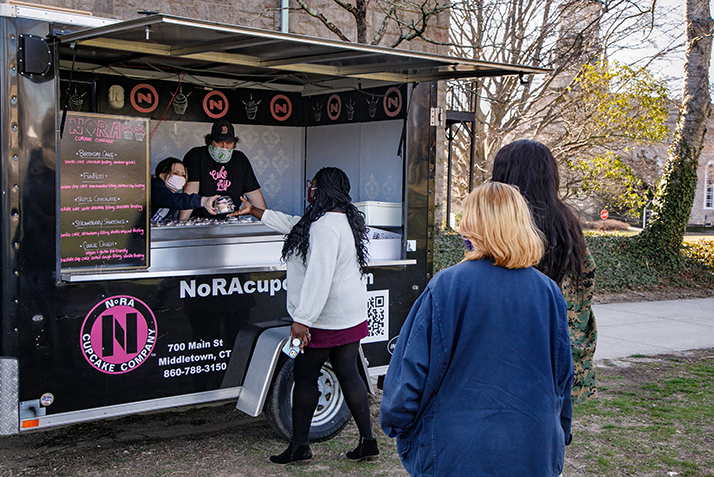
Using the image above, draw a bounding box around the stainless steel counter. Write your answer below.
[61,218,415,283]
[150,217,277,241]
[150,219,285,273]
[62,218,286,282]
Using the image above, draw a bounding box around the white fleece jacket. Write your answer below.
[261,209,367,330]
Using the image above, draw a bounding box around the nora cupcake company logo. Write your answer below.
[80,295,157,375]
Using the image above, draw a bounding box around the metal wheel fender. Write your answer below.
[235,326,375,417]
[235,326,290,417]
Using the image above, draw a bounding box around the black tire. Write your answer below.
[264,357,351,442]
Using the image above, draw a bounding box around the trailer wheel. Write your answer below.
[265,358,351,442]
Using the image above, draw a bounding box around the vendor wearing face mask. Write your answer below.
[179,120,267,220]
[151,157,219,223]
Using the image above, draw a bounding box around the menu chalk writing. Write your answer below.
[60,112,149,270]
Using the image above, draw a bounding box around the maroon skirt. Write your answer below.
[305,320,368,349]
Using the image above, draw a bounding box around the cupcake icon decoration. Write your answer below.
[134,125,146,141]
[69,88,86,111]
[171,87,191,115]
[346,99,356,121]
[366,96,379,118]
[242,95,262,120]
[122,124,134,140]
[312,102,323,122]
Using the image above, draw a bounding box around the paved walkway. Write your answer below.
[592,297,714,361]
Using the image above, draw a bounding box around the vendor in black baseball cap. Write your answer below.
[210,119,237,144]
[179,119,266,220]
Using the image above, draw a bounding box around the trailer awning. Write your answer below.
[57,14,547,94]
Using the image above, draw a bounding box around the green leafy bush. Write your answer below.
[587,233,714,292]
[434,231,714,294]
[585,233,660,291]
[433,232,466,271]
[682,239,714,270]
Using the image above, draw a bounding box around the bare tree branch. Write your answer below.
[290,0,449,45]
[372,4,397,45]
[294,0,351,42]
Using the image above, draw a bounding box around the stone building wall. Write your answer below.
[622,109,714,227]
[4,0,449,51]
[693,150,714,226]
[689,113,714,225]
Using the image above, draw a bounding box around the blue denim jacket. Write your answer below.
[380,259,573,476]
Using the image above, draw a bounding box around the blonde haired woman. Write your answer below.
[380,182,573,476]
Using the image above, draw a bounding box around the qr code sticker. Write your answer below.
[364,290,389,344]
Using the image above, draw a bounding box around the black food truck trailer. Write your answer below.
[0,5,545,437]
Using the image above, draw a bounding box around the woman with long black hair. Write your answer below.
[238,167,378,465]
[491,139,597,405]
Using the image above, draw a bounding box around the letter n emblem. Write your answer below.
[101,312,138,357]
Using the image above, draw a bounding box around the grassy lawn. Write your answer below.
[564,350,714,476]
[685,234,714,242]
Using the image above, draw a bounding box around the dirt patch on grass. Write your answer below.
[0,394,407,477]
[3,350,714,476]
[594,286,714,304]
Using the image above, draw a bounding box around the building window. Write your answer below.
[706,162,714,209]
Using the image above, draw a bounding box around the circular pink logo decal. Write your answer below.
[203,91,229,119]
[80,295,157,375]
[327,94,342,120]
[270,94,293,121]
[383,87,403,117]
[130,84,159,113]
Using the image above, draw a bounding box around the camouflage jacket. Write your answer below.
[559,247,597,405]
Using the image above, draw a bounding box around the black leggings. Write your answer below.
[292,341,373,444]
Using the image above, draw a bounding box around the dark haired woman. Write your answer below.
[238,167,378,465]
[491,139,597,405]
[150,157,219,222]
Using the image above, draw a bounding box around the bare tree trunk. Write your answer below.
[637,0,713,257]
[355,0,367,43]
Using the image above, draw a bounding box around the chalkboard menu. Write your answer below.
[60,112,150,271]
